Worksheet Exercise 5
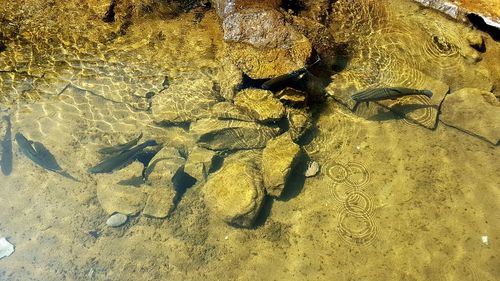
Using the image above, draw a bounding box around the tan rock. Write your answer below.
[234,89,285,122]
[144,147,185,187]
[190,118,281,150]
[262,133,301,197]
[184,146,217,182]
[142,187,175,218]
[97,184,146,215]
[209,101,255,121]
[286,107,312,142]
[440,88,500,144]
[203,153,265,227]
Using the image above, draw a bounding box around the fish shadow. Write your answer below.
[367,103,436,122]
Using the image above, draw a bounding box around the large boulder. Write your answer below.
[203,151,265,227]
[190,118,281,150]
[262,133,301,197]
[233,88,286,122]
[440,88,500,145]
[213,0,311,79]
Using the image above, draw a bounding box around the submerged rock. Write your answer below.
[142,187,175,218]
[184,146,217,182]
[440,88,500,144]
[233,89,285,122]
[144,147,186,187]
[286,107,313,142]
[203,151,265,227]
[151,76,218,124]
[97,183,146,216]
[106,213,128,227]
[209,101,255,121]
[190,118,281,150]
[262,133,301,197]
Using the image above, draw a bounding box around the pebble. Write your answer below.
[304,161,320,177]
[0,237,15,259]
[106,213,128,227]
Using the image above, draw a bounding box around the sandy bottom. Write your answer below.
[0,0,499,280]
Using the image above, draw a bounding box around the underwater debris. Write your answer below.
[0,237,14,259]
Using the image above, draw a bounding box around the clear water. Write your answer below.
[0,0,498,280]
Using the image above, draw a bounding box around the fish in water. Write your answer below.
[15,133,79,181]
[98,132,143,155]
[261,57,321,91]
[89,140,158,174]
[351,87,433,111]
[1,116,13,176]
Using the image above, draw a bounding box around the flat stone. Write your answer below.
[106,213,128,227]
[276,87,307,104]
[234,89,285,122]
[203,152,265,227]
[97,183,146,216]
[190,118,281,150]
[184,146,217,182]
[142,187,175,218]
[262,133,301,197]
[144,147,185,187]
[440,88,500,144]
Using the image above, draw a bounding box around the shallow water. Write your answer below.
[0,0,499,280]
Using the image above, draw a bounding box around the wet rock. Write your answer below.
[226,29,312,79]
[286,107,313,142]
[144,147,186,187]
[184,146,216,182]
[190,118,281,150]
[440,88,500,144]
[142,187,175,218]
[212,0,282,18]
[412,0,500,29]
[215,0,311,79]
[97,183,146,216]
[106,213,128,227]
[233,89,285,122]
[203,151,265,227]
[262,133,301,197]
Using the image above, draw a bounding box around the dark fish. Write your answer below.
[1,116,13,176]
[89,140,158,174]
[262,57,321,91]
[352,87,433,110]
[15,133,79,181]
[97,132,143,155]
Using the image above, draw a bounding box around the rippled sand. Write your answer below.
[0,0,499,280]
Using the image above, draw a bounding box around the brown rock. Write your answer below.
[262,133,301,197]
[97,184,146,216]
[440,88,500,144]
[144,147,185,187]
[286,107,312,142]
